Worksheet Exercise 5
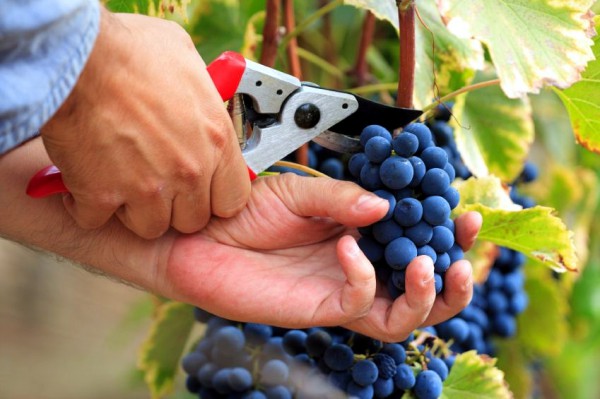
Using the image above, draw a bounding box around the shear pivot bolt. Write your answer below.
[294,103,320,129]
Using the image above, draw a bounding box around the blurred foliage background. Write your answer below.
[2,1,600,398]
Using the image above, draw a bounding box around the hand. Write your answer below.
[40,8,250,239]
[160,174,481,342]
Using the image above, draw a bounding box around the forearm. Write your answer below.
[0,138,170,289]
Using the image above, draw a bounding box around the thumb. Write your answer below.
[268,174,389,227]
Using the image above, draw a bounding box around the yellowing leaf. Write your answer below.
[414,1,483,109]
[138,301,195,399]
[462,204,578,272]
[437,0,596,98]
[441,351,513,399]
[452,74,535,182]
[554,16,600,153]
[454,176,521,214]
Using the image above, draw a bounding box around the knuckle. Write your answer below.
[175,161,204,186]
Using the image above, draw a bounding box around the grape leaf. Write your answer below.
[437,0,596,99]
[452,74,535,182]
[554,16,600,153]
[517,264,569,357]
[461,204,578,272]
[343,0,398,29]
[138,301,195,399]
[465,240,499,285]
[414,1,483,109]
[455,176,577,272]
[441,351,512,399]
[453,176,521,214]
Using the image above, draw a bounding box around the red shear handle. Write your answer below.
[27,51,254,198]
[206,51,246,101]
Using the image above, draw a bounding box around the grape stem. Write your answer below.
[421,79,502,114]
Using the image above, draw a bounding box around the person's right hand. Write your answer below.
[158,174,481,342]
[40,7,250,239]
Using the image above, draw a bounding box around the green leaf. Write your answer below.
[452,73,535,182]
[517,264,569,357]
[343,0,398,29]
[554,16,600,153]
[461,204,578,272]
[437,0,596,98]
[414,1,483,109]
[138,302,195,399]
[441,351,512,399]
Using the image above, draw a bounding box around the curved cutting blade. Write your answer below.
[327,93,423,136]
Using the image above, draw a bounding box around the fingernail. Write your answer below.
[355,194,387,213]
[422,258,435,285]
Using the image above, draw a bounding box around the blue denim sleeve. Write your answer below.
[0,0,100,154]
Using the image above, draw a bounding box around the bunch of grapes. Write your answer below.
[183,309,454,399]
[348,123,462,298]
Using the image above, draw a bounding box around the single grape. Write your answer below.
[323,344,355,371]
[360,162,383,190]
[228,367,253,392]
[306,329,333,358]
[385,237,418,270]
[429,226,455,253]
[372,219,404,245]
[394,198,423,227]
[414,370,443,399]
[393,364,415,390]
[405,220,434,247]
[379,156,414,190]
[420,147,448,169]
[421,196,451,226]
[282,330,307,356]
[352,360,379,386]
[392,132,419,157]
[260,359,289,386]
[427,357,449,381]
[421,168,450,196]
[365,136,392,163]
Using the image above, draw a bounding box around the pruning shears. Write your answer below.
[26,51,422,198]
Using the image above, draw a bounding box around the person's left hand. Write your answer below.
[159,174,481,342]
